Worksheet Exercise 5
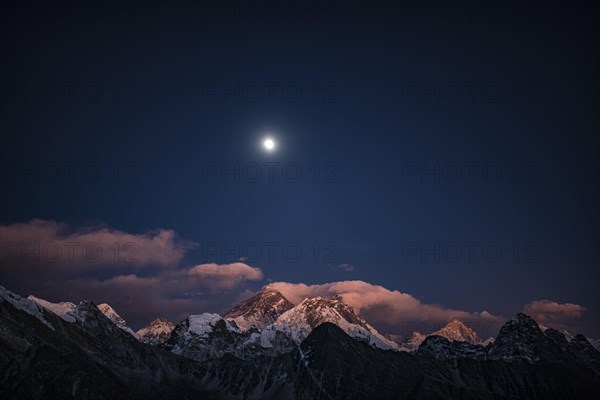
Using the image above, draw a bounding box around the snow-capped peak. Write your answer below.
[24,295,139,339]
[166,312,241,356]
[27,295,77,322]
[0,285,55,330]
[434,319,482,344]
[402,319,483,351]
[225,287,294,331]
[272,295,398,350]
[97,303,139,338]
[137,317,175,345]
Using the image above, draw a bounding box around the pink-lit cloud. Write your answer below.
[523,299,586,328]
[188,262,264,289]
[266,280,503,336]
[0,219,269,328]
[0,219,195,269]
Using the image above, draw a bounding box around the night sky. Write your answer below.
[1,1,598,339]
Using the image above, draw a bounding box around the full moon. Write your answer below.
[263,138,275,151]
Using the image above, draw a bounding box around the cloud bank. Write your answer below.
[0,219,194,269]
[0,219,266,327]
[188,262,264,289]
[267,280,503,337]
[523,299,586,329]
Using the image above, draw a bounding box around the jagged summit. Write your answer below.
[27,294,77,322]
[3,284,600,399]
[273,295,397,350]
[276,295,369,330]
[137,317,175,345]
[224,287,294,330]
[434,319,482,343]
[26,294,139,338]
[94,303,139,338]
[403,318,483,351]
[488,312,560,363]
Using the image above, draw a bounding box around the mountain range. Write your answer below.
[2,284,600,399]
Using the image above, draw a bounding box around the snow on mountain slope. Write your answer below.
[224,288,294,331]
[97,303,139,338]
[272,295,397,350]
[188,313,239,337]
[0,285,54,330]
[165,313,256,360]
[27,295,77,322]
[26,294,139,339]
[137,317,175,345]
[403,319,483,351]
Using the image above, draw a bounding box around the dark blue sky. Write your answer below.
[1,1,598,336]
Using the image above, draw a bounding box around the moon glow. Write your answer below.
[263,138,275,151]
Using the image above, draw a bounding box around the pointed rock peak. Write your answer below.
[144,317,175,330]
[571,334,592,345]
[512,313,537,324]
[438,319,481,341]
[137,317,175,344]
[403,320,483,350]
[272,293,397,350]
[488,313,563,363]
[499,313,544,334]
[97,303,124,321]
[442,319,470,331]
[498,313,544,334]
[289,295,366,328]
[225,287,294,331]
[93,302,138,338]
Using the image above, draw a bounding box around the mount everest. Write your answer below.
[2,284,600,399]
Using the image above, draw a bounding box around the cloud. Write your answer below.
[523,299,586,327]
[55,262,264,325]
[188,262,264,289]
[59,274,204,327]
[0,219,195,270]
[335,263,354,272]
[0,220,271,329]
[266,280,503,337]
